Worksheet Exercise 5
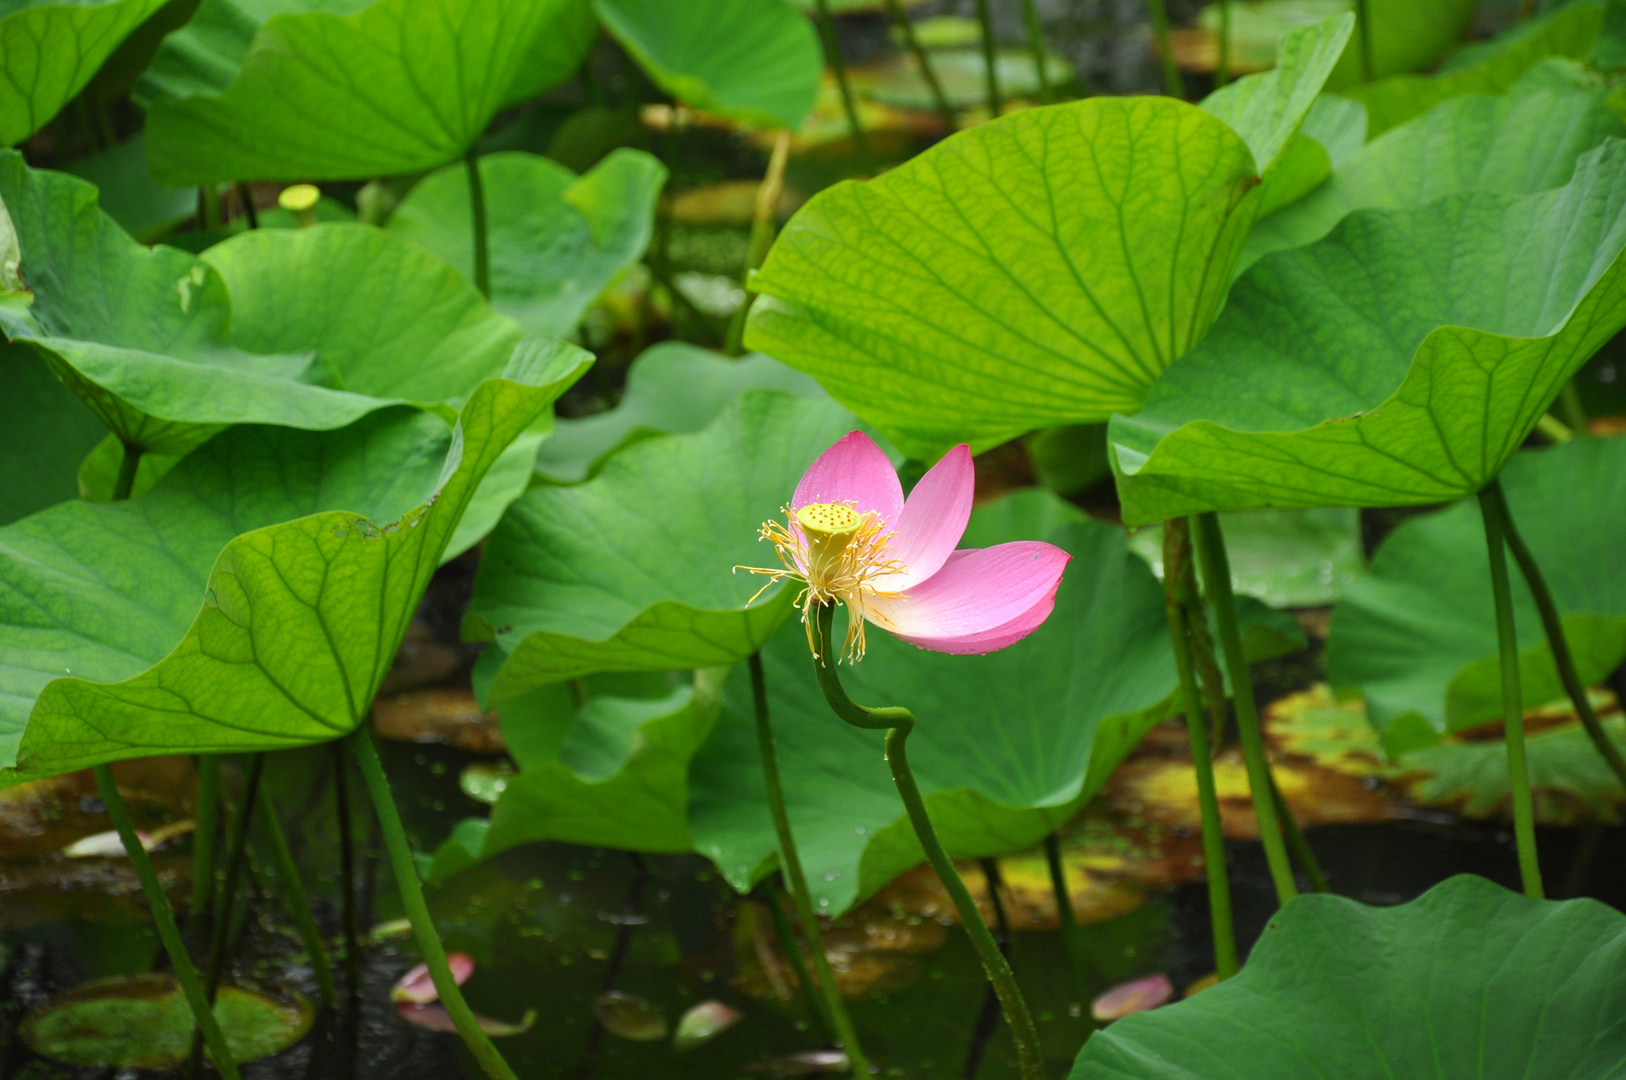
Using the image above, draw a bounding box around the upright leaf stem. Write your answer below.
[350,727,521,1080]
[465,148,490,299]
[1019,0,1053,103]
[93,765,241,1080]
[1144,0,1184,97]
[1488,481,1626,790]
[974,0,1003,116]
[256,786,338,1008]
[1191,513,1297,906]
[812,605,1043,1080]
[1355,0,1375,81]
[747,652,870,1075]
[726,130,793,357]
[113,442,142,502]
[883,0,956,131]
[812,0,870,169]
[1215,0,1232,87]
[1478,484,1545,898]
[1042,833,1093,1001]
[191,754,220,924]
[1162,520,1238,978]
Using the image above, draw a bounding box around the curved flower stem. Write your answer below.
[1162,519,1238,978]
[1192,513,1297,906]
[256,785,338,1008]
[1478,485,1545,898]
[93,765,242,1080]
[812,0,871,171]
[883,0,956,132]
[747,652,870,1075]
[464,148,490,299]
[1020,0,1052,103]
[350,727,521,1080]
[1487,480,1626,790]
[974,0,1003,116]
[1043,833,1094,1001]
[1144,0,1184,97]
[812,605,1043,1080]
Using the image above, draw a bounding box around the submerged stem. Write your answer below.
[747,652,869,1074]
[1019,0,1052,103]
[1478,485,1545,898]
[812,605,1043,1080]
[1043,833,1093,1001]
[812,0,870,170]
[350,727,521,1080]
[883,0,956,131]
[1491,481,1626,790]
[1163,519,1238,978]
[1192,513,1296,906]
[974,0,1003,116]
[93,765,241,1080]
[191,754,220,926]
[465,148,490,299]
[256,786,338,1008]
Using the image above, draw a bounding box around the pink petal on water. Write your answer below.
[1091,973,1174,1021]
[395,1002,535,1036]
[861,542,1070,654]
[792,431,903,525]
[873,444,974,590]
[391,952,475,1004]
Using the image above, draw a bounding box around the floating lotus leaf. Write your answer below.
[463,390,856,702]
[1327,437,1626,743]
[140,0,586,182]
[386,149,667,337]
[685,490,1303,914]
[595,0,822,130]
[0,345,589,782]
[1245,61,1626,270]
[743,16,1352,457]
[0,0,171,146]
[1072,875,1626,1079]
[846,46,1075,111]
[1110,139,1626,525]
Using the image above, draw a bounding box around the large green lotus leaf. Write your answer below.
[743,17,1351,458]
[686,491,1304,914]
[534,342,825,484]
[1327,437,1626,745]
[1110,139,1626,526]
[384,149,667,338]
[0,344,590,782]
[0,342,105,525]
[1072,874,1626,1079]
[1128,506,1363,608]
[1346,0,1605,137]
[140,0,581,182]
[594,0,822,130]
[0,0,171,146]
[1245,62,1626,271]
[464,390,856,703]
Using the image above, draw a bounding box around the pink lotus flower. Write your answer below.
[739,432,1070,662]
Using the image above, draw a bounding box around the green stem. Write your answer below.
[1144,0,1184,97]
[883,0,956,131]
[1043,833,1094,1002]
[465,149,490,299]
[974,0,1003,116]
[1020,0,1053,103]
[761,876,829,1022]
[812,605,1042,1080]
[1216,0,1231,87]
[1492,482,1626,791]
[331,741,362,1009]
[1354,0,1375,82]
[256,786,338,1008]
[726,130,792,358]
[1192,513,1296,906]
[93,765,241,1080]
[1268,772,1328,893]
[812,0,870,170]
[350,727,521,1080]
[191,754,220,923]
[747,652,869,1075]
[1559,379,1589,437]
[1478,484,1545,898]
[235,182,260,230]
[203,755,263,1001]
[113,441,141,502]
[1163,519,1238,979]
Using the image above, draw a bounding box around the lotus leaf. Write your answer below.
[743,16,1352,457]
[1128,507,1363,608]
[534,342,824,484]
[465,390,855,703]
[140,0,584,182]
[0,343,589,783]
[686,490,1303,914]
[1346,0,1605,136]
[385,149,667,337]
[1245,61,1626,270]
[1072,875,1626,1079]
[0,343,105,525]
[1110,139,1626,525]
[0,0,171,146]
[1327,437,1626,744]
[595,0,822,130]
[60,134,195,243]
